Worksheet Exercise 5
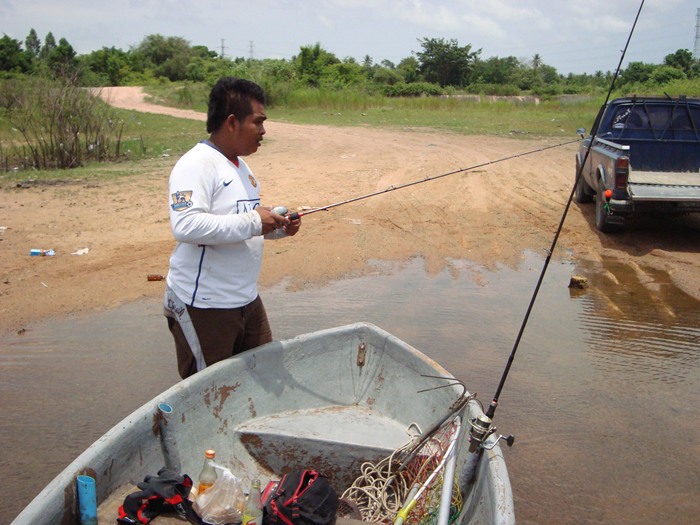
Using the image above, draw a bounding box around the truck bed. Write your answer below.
[629,170,700,201]
[610,138,700,173]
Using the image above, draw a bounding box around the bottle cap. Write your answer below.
[205,449,216,459]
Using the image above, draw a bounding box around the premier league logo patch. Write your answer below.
[171,190,193,211]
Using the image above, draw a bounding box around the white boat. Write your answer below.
[10,323,514,525]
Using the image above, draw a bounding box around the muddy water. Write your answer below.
[1,253,698,525]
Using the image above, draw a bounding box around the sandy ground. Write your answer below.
[1,87,699,336]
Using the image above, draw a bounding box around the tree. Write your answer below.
[0,35,30,73]
[415,37,480,87]
[39,32,57,61]
[397,56,420,83]
[323,60,365,88]
[25,29,41,58]
[538,64,559,85]
[293,43,339,87]
[650,65,686,84]
[191,45,217,60]
[474,56,522,85]
[372,66,402,86]
[531,53,542,72]
[132,34,191,81]
[620,61,656,86]
[664,48,699,78]
[80,46,132,85]
[46,37,78,76]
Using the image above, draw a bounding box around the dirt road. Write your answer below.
[1,87,698,335]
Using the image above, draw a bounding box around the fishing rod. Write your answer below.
[272,138,582,220]
[466,0,647,454]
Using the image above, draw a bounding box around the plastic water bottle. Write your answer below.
[197,450,218,494]
[243,479,263,525]
[29,248,55,256]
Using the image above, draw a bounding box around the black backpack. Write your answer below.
[262,470,339,525]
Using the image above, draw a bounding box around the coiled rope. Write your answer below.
[341,419,462,524]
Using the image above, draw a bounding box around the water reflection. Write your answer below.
[575,258,700,385]
[0,253,698,525]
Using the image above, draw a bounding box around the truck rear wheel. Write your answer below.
[574,167,593,203]
[595,178,621,233]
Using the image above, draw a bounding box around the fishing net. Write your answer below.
[340,417,463,525]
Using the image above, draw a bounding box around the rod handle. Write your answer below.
[271,206,301,221]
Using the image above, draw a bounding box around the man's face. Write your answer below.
[231,99,266,156]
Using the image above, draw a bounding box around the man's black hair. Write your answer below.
[206,77,266,133]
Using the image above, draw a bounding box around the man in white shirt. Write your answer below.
[164,77,301,379]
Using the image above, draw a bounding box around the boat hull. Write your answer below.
[11,322,514,525]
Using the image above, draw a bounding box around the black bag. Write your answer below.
[262,470,339,525]
[117,467,197,524]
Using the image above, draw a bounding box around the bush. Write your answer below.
[0,74,125,171]
[383,82,443,97]
[469,83,521,96]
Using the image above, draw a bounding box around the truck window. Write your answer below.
[612,106,648,130]
[672,111,691,130]
[629,108,650,129]
[646,106,671,130]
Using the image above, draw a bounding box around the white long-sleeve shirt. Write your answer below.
[166,141,267,308]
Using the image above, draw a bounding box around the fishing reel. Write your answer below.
[468,412,515,453]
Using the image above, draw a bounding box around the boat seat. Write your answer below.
[236,404,414,489]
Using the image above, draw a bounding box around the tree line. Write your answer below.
[2,29,699,172]
[2,29,700,99]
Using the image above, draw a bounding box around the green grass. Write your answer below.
[141,83,599,137]
[112,108,204,157]
[142,83,209,112]
[268,98,601,137]
[140,83,605,137]
[0,155,179,186]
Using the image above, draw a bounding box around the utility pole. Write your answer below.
[694,9,700,60]
[220,38,226,59]
[249,40,254,60]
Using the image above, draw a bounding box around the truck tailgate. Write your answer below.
[629,171,700,201]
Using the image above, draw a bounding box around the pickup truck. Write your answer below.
[575,95,700,232]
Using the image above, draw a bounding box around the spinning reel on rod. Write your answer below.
[468,406,515,453]
[416,375,515,454]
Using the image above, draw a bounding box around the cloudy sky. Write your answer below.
[1,0,697,75]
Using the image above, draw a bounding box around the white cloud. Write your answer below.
[316,15,336,29]
[391,1,463,31]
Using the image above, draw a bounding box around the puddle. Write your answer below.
[1,252,698,524]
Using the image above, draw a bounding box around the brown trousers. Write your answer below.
[166,295,272,379]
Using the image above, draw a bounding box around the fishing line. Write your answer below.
[275,138,582,221]
[468,0,646,452]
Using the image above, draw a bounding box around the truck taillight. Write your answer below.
[614,156,629,189]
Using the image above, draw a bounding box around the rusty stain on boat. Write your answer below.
[151,411,163,436]
[204,383,241,418]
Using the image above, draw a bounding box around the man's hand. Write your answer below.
[256,207,290,235]
[282,215,301,236]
